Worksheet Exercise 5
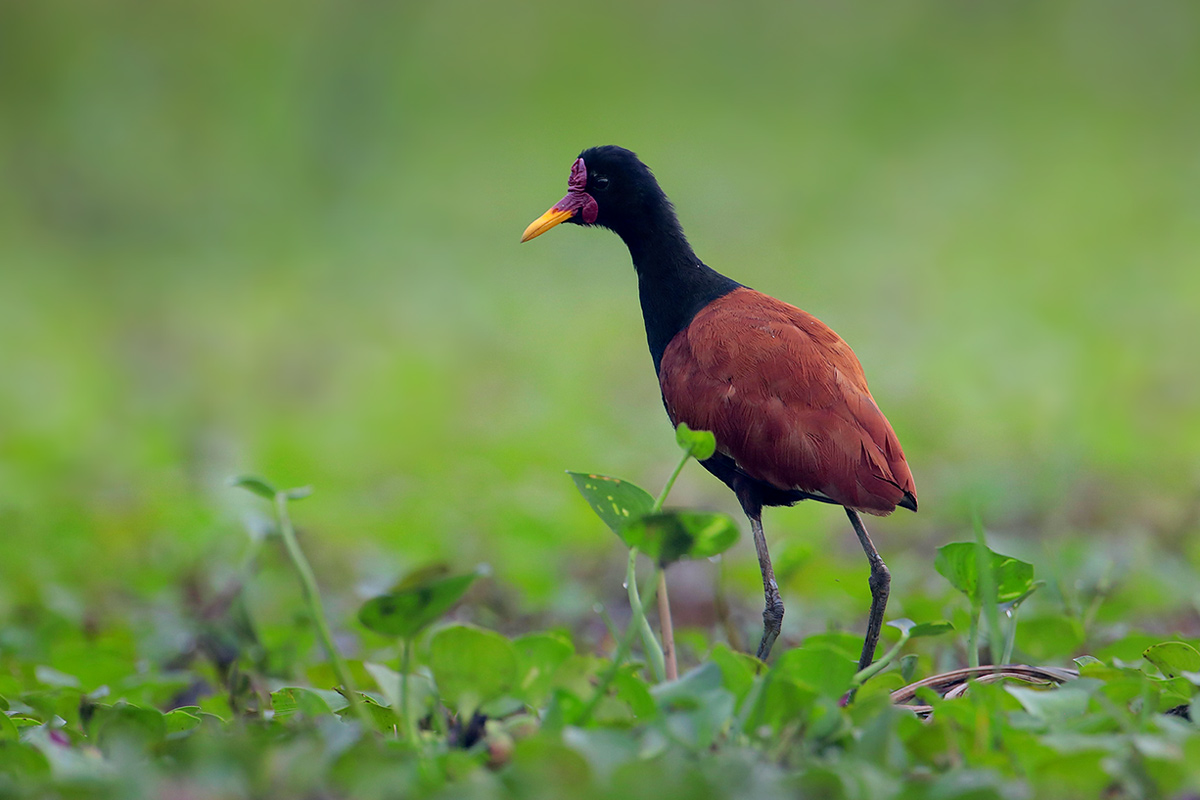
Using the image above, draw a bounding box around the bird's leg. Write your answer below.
[748,511,785,661]
[846,508,891,673]
[733,482,784,661]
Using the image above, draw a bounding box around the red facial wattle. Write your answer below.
[520,157,599,242]
[550,158,599,224]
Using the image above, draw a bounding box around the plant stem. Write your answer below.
[653,450,691,513]
[400,637,418,743]
[999,582,1041,666]
[578,564,662,725]
[1001,608,1017,666]
[657,571,678,681]
[640,447,692,683]
[273,492,371,729]
[967,610,980,669]
[974,518,1004,667]
[852,629,912,687]
[626,548,666,682]
[594,603,621,643]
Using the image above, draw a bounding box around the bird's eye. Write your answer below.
[594,176,610,190]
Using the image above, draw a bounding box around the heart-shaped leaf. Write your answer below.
[429,624,519,715]
[935,542,1034,605]
[619,511,739,566]
[513,634,574,705]
[707,643,758,702]
[773,645,857,699]
[567,472,655,536]
[1143,642,1200,679]
[675,423,717,461]
[358,566,483,639]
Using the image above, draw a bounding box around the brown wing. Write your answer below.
[659,287,916,515]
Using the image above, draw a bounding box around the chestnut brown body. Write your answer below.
[659,287,916,516]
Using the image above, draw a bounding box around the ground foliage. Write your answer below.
[2,452,1199,799]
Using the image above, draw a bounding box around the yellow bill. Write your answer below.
[521,207,576,243]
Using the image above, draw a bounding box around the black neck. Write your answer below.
[614,212,741,373]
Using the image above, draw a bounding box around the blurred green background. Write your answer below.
[2,2,1198,644]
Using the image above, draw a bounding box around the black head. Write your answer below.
[520,146,740,375]
[521,146,680,244]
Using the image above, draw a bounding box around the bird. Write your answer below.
[521,145,917,670]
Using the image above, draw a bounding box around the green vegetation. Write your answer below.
[2,1,1199,797]
[1,449,1199,798]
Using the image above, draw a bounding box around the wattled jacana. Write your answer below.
[521,146,917,669]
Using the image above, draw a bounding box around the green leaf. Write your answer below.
[391,563,454,590]
[1028,750,1112,800]
[506,736,592,796]
[1007,685,1092,726]
[611,665,656,719]
[900,654,918,683]
[774,645,857,699]
[513,633,574,705]
[429,624,519,715]
[999,580,1045,611]
[163,707,202,737]
[6,716,41,729]
[0,713,17,742]
[231,475,278,500]
[361,662,400,710]
[561,726,643,776]
[567,472,655,535]
[1143,642,1200,679]
[362,662,435,719]
[666,691,736,752]
[910,621,955,638]
[934,541,1034,605]
[674,423,716,460]
[707,643,758,702]
[619,511,740,566]
[744,674,818,735]
[646,665,734,752]
[356,693,402,732]
[358,567,482,639]
[89,703,167,752]
[650,662,724,706]
[284,485,314,501]
[270,687,335,720]
[0,741,51,781]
